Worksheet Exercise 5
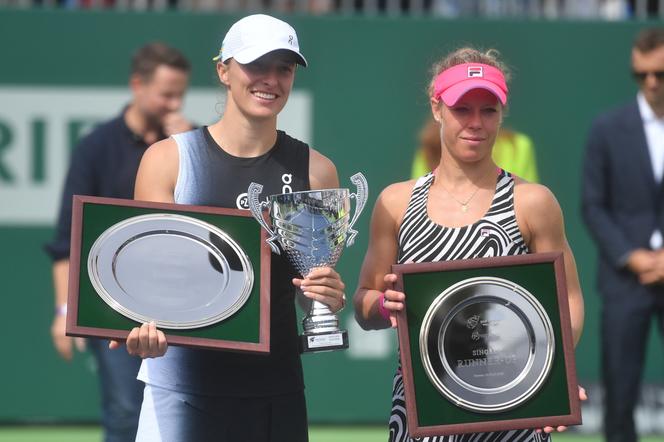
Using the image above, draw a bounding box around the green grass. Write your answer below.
[0,427,98,442]
[0,427,662,442]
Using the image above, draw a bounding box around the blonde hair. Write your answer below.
[427,47,511,98]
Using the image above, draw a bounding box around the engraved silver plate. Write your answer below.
[87,214,254,330]
[420,276,555,413]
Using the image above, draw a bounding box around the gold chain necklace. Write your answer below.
[438,181,480,213]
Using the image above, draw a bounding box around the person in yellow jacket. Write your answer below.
[411,118,539,182]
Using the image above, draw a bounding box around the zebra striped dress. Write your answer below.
[389,170,551,442]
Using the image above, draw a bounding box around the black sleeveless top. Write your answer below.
[137,127,310,397]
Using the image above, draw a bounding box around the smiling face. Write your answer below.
[431,88,502,164]
[218,50,297,121]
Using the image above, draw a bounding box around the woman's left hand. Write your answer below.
[536,386,587,434]
[293,267,346,313]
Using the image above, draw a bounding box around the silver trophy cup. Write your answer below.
[248,173,368,352]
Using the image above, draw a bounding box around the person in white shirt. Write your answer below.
[581,26,664,442]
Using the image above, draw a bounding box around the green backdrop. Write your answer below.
[0,10,662,423]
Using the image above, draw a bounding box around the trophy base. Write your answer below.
[300,329,349,353]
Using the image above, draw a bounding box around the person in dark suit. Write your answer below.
[45,42,192,442]
[582,27,664,442]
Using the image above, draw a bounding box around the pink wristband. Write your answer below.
[378,293,391,320]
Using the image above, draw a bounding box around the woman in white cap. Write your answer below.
[114,14,346,441]
[353,47,586,442]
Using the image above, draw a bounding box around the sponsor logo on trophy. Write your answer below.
[248,173,368,352]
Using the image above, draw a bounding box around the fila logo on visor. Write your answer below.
[467,66,484,78]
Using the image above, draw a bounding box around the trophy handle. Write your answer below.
[346,172,368,247]
[247,182,281,255]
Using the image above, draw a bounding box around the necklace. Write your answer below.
[438,181,480,213]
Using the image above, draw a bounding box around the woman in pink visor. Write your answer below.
[353,47,586,442]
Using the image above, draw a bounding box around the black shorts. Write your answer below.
[136,384,308,442]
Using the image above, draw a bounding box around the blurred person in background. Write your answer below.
[581,27,664,442]
[354,46,585,442]
[411,117,539,182]
[44,42,192,442]
[113,15,346,441]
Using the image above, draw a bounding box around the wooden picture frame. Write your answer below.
[67,195,271,354]
[393,252,581,437]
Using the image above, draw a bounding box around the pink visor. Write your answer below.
[432,63,508,106]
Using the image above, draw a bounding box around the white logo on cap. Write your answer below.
[467,66,484,78]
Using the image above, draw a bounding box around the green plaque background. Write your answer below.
[77,203,263,343]
[404,263,570,426]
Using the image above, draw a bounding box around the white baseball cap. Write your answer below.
[213,14,307,67]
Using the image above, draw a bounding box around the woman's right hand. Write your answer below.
[109,321,168,358]
[382,273,406,328]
